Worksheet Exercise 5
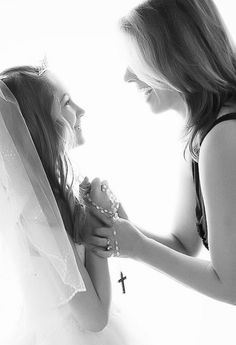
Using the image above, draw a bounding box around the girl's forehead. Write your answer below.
[45,70,68,100]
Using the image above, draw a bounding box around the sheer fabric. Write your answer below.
[0,80,85,343]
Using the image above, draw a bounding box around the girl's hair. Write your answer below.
[120,0,236,160]
[0,65,85,242]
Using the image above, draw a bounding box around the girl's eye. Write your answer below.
[65,99,70,106]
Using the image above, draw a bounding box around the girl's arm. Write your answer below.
[67,234,111,332]
[57,196,111,332]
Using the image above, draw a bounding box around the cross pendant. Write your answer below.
[118,271,127,294]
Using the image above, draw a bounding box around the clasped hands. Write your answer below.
[79,177,143,259]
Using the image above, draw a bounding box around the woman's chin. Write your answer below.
[148,102,169,114]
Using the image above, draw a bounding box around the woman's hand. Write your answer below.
[117,203,129,220]
[86,217,144,259]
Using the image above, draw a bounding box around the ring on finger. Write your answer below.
[106,244,113,251]
[101,183,108,192]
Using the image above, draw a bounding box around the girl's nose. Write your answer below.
[124,68,137,83]
[76,104,85,117]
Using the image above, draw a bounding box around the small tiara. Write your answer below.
[38,67,47,76]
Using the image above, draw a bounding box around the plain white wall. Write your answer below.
[0,1,236,344]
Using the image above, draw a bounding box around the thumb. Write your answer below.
[80,176,90,188]
[118,203,129,220]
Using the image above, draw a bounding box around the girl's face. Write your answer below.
[46,71,85,146]
[124,67,184,115]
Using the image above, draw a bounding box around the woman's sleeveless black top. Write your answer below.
[191,113,236,250]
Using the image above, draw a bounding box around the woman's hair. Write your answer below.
[120,0,236,160]
[0,65,85,242]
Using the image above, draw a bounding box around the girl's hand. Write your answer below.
[78,177,112,242]
[89,178,115,212]
[86,217,144,259]
[82,177,129,224]
[81,178,118,226]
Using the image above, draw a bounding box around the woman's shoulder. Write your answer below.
[198,115,236,176]
[201,114,236,152]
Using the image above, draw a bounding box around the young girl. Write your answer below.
[0,66,146,345]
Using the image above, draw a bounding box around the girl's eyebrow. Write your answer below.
[60,94,66,103]
[60,93,70,103]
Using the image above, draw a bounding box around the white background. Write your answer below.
[0,1,236,344]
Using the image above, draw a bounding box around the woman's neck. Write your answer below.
[217,104,236,119]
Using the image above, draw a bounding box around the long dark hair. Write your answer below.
[120,0,236,160]
[1,65,85,242]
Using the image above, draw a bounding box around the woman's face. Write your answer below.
[46,71,85,146]
[124,67,184,115]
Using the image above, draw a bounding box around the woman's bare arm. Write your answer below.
[109,122,236,304]
[89,124,236,304]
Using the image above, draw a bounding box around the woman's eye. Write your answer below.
[64,99,70,106]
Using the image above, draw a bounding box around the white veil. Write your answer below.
[0,80,85,344]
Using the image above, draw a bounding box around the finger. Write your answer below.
[80,176,90,186]
[90,177,101,191]
[86,235,110,248]
[79,176,91,192]
[87,207,114,227]
[118,203,128,219]
[85,209,110,228]
[101,180,109,192]
[90,247,114,258]
[93,227,113,238]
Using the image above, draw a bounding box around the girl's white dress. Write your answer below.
[5,244,149,345]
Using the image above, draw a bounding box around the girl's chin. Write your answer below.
[77,134,85,146]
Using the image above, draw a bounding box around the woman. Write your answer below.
[0,66,144,345]
[86,0,236,306]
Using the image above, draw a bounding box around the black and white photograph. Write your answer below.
[1,1,236,344]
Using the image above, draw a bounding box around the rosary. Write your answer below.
[80,180,127,294]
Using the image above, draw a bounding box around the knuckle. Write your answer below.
[91,177,101,189]
[98,238,104,246]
